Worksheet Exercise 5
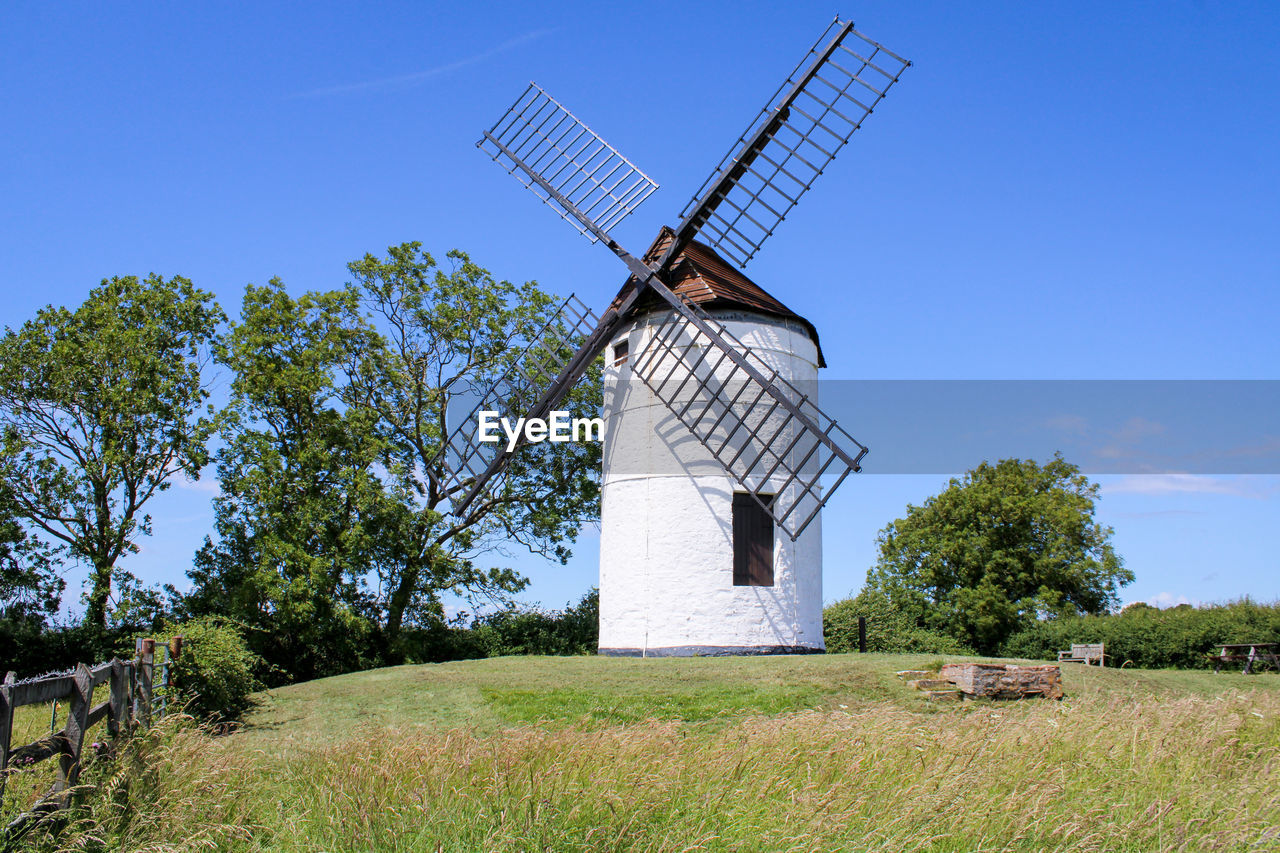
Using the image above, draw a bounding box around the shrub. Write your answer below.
[396,589,600,662]
[0,617,109,677]
[999,599,1280,669]
[164,617,265,721]
[1,588,172,677]
[472,589,600,657]
[395,621,490,663]
[825,592,974,655]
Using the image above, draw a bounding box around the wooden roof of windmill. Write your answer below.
[610,226,826,367]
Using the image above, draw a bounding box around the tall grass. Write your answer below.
[30,686,1280,852]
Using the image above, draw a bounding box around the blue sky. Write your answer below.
[2,1,1277,617]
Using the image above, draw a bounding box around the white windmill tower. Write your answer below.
[434,18,910,656]
[595,226,833,654]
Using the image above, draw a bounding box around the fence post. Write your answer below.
[135,638,156,729]
[108,658,128,739]
[158,644,168,719]
[160,636,183,720]
[858,616,867,653]
[0,671,15,801]
[127,658,137,732]
[55,663,92,800]
[169,636,183,686]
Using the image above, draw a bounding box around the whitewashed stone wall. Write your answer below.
[597,309,825,656]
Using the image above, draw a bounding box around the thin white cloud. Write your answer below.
[1112,508,1205,519]
[1102,474,1276,499]
[1214,436,1280,460]
[175,475,222,496]
[1144,591,1198,609]
[295,28,557,98]
[1112,416,1167,442]
[1042,413,1089,436]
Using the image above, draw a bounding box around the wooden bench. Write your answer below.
[1057,643,1105,666]
[1209,642,1280,674]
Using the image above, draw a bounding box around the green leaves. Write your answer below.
[1001,599,1280,669]
[341,243,599,638]
[0,274,224,627]
[823,592,973,655]
[864,453,1132,654]
[188,244,602,682]
[0,501,63,620]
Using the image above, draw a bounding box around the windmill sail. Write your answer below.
[478,83,659,245]
[667,19,911,269]
[433,294,601,506]
[454,83,665,513]
[627,291,866,541]
[462,17,909,522]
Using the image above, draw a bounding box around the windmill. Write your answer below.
[438,17,910,655]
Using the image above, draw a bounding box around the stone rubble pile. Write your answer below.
[939,663,1064,700]
[897,663,1064,701]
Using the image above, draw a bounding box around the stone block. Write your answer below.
[906,679,952,690]
[939,663,1063,700]
[923,689,961,702]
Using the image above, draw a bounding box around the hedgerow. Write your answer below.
[999,599,1280,668]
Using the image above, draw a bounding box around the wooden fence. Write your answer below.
[0,637,182,843]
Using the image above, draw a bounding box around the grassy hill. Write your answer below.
[19,654,1280,852]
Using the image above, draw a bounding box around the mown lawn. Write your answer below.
[240,653,1268,742]
[11,654,1280,852]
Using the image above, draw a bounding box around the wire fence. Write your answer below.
[0,636,182,847]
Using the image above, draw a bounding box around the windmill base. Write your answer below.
[598,644,824,658]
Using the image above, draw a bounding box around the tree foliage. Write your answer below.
[469,588,600,657]
[0,495,63,621]
[862,454,1131,654]
[0,275,223,627]
[184,282,384,680]
[823,591,973,655]
[163,616,266,721]
[185,245,601,681]
[1000,599,1280,670]
[342,244,600,642]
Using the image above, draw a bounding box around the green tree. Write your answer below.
[341,244,600,645]
[470,588,600,657]
[185,282,387,680]
[0,496,63,621]
[862,454,1131,654]
[186,245,601,679]
[0,275,223,628]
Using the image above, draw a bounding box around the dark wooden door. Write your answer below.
[733,492,774,586]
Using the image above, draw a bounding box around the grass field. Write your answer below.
[10,654,1280,852]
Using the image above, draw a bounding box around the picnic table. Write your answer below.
[1209,642,1280,674]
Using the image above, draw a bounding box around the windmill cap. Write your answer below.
[611,226,826,367]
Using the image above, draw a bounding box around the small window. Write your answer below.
[612,340,629,366]
[732,492,774,586]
